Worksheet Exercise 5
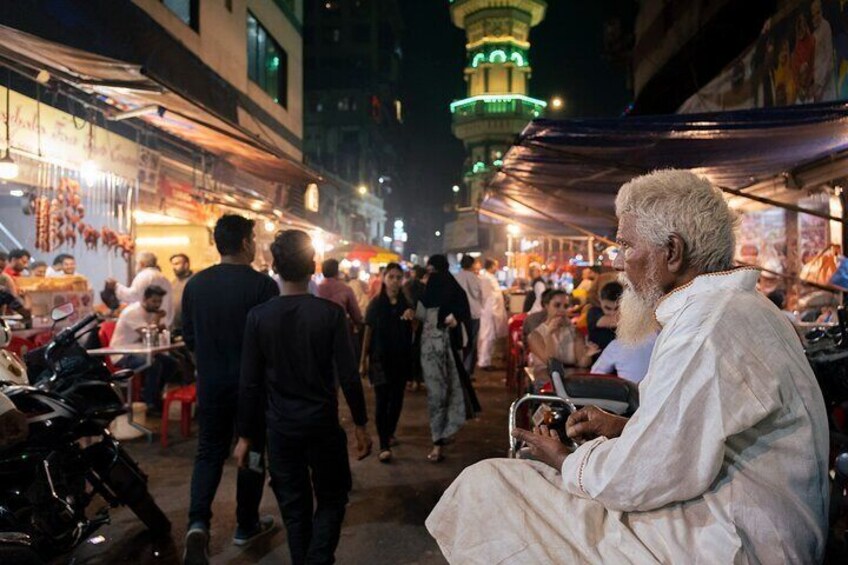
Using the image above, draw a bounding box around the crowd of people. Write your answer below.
[0,249,82,323]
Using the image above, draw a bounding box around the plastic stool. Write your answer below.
[161,384,197,447]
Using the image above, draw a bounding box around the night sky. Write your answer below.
[397,1,632,255]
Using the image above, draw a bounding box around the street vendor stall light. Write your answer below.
[382,236,392,243]
[250,200,264,211]
[81,160,99,187]
[452,185,460,193]
[551,96,564,110]
[357,185,368,195]
[394,219,404,229]
[507,224,520,236]
[435,230,441,237]
[9,189,24,197]
[264,220,276,233]
[0,153,19,181]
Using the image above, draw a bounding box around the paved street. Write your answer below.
[65,370,513,564]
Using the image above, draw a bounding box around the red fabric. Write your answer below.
[7,336,35,357]
[317,278,363,324]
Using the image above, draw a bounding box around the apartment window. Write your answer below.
[162,0,199,31]
[247,13,289,107]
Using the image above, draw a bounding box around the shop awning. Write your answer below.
[0,23,320,188]
[486,102,848,238]
[328,243,400,264]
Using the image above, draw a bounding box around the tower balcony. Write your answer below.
[450,94,546,122]
[449,0,547,28]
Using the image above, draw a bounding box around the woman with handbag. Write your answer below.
[360,263,415,463]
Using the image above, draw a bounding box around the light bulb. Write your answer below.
[264,221,275,233]
[81,159,99,187]
[0,153,19,180]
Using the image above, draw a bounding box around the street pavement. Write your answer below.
[64,369,514,564]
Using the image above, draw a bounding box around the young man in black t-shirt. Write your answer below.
[182,215,279,565]
[235,229,370,565]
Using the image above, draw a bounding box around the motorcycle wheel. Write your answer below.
[102,456,172,538]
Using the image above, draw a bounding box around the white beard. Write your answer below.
[617,270,663,346]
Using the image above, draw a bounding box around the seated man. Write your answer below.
[111,285,180,414]
[590,332,657,384]
[426,170,829,563]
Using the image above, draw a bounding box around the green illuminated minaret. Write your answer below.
[449,0,547,207]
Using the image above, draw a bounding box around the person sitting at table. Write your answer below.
[110,285,180,415]
[590,332,658,384]
[586,281,622,355]
[527,290,597,378]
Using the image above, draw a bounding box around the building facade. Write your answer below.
[302,0,401,245]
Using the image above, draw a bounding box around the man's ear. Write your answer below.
[666,233,687,274]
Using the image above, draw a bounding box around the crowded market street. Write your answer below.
[64,370,512,565]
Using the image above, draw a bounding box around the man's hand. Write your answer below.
[104,278,117,291]
[233,437,251,468]
[0,409,29,448]
[511,425,572,470]
[353,425,372,460]
[401,308,415,321]
[546,315,566,331]
[566,406,628,444]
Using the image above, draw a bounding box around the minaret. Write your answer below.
[449,0,548,207]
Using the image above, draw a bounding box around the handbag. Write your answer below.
[800,244,841,286]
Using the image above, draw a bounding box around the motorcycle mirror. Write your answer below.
[51,303,75,322]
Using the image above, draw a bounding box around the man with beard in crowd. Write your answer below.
[426,169,829,563]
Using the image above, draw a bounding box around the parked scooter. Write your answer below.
[0,305,171,563]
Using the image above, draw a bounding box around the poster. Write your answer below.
[680,0,846,113]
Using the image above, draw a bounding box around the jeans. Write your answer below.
[462,318,480,377]
[374,374,406,450]
[188,394,266,530]
[117,353,179,409]
[268,426,351,565]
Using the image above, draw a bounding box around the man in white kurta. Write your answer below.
[427,170,829,564]
[106,252,174,326]
[477,259,507,369]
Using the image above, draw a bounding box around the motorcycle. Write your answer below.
[0,305,171,563]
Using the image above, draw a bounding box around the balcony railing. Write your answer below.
[450,94,547,120]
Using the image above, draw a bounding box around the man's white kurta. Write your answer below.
[115,267,174,326]
[478,270,507,367]
[427,269,829,563]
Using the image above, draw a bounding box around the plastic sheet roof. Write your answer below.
[485,103,848,237]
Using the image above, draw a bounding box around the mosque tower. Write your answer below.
[449,0,548,207]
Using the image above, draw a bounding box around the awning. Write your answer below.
[485,103,848,238]
[328,243,399,264]
[0,23,320,188]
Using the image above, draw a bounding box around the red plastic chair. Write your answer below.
[33,331,54,347]
[507,313,528,392]
[98,320,142,401]
[161,384,197,447]
[7,336,36,358]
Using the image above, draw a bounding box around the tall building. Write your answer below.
[449,0,548,208]
[303,0,402,245]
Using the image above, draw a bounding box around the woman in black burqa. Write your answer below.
[416,255,482,462]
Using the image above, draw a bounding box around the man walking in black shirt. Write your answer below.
[235,229,371,565]
[182,215,279,565]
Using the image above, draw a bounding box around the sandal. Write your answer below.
[379,450,392,463]
[427,449,444,463]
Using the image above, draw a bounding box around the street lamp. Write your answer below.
[452,184,460,193]
[382,235,392,243]
[357,185,368,195]
[551,96,564,110]
[507,223,520,236]
[435,230,441,237]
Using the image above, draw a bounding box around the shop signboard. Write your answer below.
[680,0,844,113]
[0,86,138,180]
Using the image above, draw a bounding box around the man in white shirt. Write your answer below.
[454,255,484,376]
[113,285,179,414]
[477,258,507,370]
[590,333,657,384]
[427,169,829,563]
[106,252,173,326]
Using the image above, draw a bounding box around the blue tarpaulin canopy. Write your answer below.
[484,103,848,238]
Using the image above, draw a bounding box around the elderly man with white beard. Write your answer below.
[425,169,829,564]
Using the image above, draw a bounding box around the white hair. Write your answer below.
[615,169,738,273]
[138,252,158,268]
